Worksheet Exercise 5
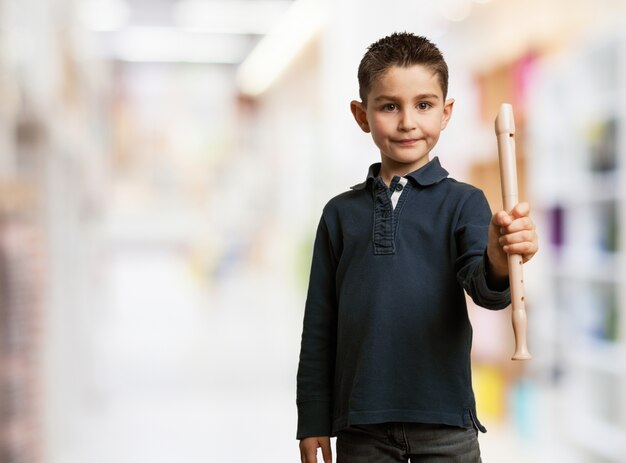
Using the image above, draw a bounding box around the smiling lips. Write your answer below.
[393,138,420,146]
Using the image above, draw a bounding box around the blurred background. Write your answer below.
[1,0,625,461]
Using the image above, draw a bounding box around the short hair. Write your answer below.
[357,32,449,105]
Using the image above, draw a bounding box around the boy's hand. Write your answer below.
[487,202,538,283]
[300,436,332,463]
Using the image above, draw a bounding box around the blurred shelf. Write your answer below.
[528,25,626,463]
[551,251,620,283]
[568,342,625,376]
[560,171,622,205]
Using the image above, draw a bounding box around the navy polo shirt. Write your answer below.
[296,157,511,439]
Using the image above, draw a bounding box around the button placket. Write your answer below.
[372,179,395,255]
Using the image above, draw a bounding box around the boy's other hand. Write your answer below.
[300,436,332,463]
[487,202,538,281]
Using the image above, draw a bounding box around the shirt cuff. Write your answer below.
[466,252,511,310]
[296,400,332,439]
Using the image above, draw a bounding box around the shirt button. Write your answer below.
[395,184,404,191]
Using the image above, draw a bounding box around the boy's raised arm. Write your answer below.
[455,190,511,310]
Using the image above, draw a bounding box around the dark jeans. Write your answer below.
[336,422,481,462]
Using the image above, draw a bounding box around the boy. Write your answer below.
[297,32,538,463]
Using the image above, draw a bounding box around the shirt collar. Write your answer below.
[350,157,449,190]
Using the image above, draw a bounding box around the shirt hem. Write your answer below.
[332,408,485,435]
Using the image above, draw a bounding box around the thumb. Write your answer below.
[320,437,332,463]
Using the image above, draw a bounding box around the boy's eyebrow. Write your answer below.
[373,93,440,101]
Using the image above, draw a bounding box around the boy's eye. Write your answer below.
[382,103,398,112]
[417,102,432,110]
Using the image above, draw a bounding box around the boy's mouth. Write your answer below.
[393,138,419,146]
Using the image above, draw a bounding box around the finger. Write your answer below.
[501,216,535,234]
[499,235,538,255]
[499,229,535,247]
[304,444,319,463]
[303,449,316,463]
[503,241,538,258]
[491,211,512,228]
[300,440,317,463]
[511,201,530,219]
[299,443,306,463]
[500,237,536,252]
[320,437,332,463]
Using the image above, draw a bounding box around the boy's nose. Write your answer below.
[398,111,416,131]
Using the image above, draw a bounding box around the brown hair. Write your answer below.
[357,32,449,105]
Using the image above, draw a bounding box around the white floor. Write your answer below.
[64,245,300,462]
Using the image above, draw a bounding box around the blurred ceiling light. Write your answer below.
[439,0,473,22]
[174,0,292,34]
[236,0,327,97]
[107,27,251,63]
[78,0,131,31]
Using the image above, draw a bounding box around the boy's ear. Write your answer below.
[440,98,455,131]
[350,100,370,133]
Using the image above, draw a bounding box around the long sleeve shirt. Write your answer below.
[296,157,511,439]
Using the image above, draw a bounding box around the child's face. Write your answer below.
[352,64,454,174]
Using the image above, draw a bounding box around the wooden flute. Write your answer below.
[495,103,531,360]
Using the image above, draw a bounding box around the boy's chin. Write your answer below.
[381,154,430,167]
